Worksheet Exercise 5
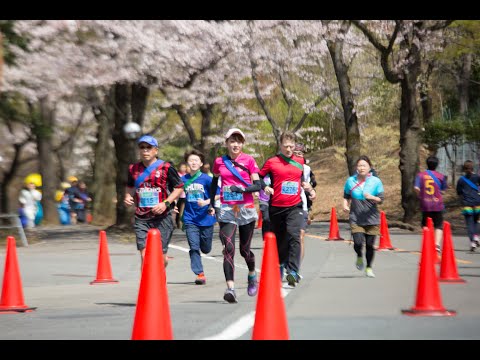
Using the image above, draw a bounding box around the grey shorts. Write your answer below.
[217,203,258,226]
[134,215,174,254]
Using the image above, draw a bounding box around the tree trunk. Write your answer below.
[36,98,59,225]
[420,94,433,124]
[327,26,361,176]
[199,103,213,156]
[0,143,25,213]
[131,83,150,125]
[90,88,116,225]
[112,82,149,227]
[112,83,135,227]
[420,62,434,126]
[0,33,3,92]
[458,53,472,116]
[399,77,421,224]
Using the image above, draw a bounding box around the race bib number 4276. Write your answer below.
[281,181,299,195]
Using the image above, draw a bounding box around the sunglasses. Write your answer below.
[139,145,153,150]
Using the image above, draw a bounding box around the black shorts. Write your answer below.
[134,215,174,254]
[421,211,444,230]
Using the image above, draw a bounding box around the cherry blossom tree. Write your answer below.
[352,20,453,223]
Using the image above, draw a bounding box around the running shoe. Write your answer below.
[286,270,300,287]
[474,234,480,247]
[195,273,206,285]
[365,267,375,278]
[247,273,258,296]
[356,257,364,271]
[435,244,441,254]
[223,288,237,303]
[470,241,477,252]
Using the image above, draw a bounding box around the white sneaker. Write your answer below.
[365,267,375,278]
[474,235,480,246]
[471,241,477,252]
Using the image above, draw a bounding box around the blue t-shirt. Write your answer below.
[344,174,385,226]
[181,173,218,227]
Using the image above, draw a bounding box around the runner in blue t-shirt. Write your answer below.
[456,160,480,251]
[343,155,385,278]
[182,149,219,285]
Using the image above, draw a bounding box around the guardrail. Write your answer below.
[0,213,28,247]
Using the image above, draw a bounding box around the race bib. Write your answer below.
[223,186,244,202]
[138,190,160,207]
[281,181,299,195]
[187,190,203,203]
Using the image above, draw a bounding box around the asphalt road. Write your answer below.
[0,221,479,340]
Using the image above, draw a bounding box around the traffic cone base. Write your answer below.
[401,308,456,317]
[90,279,119,285]
[0,306,36,313]
[439,278,466,283]
[326,207,344,241]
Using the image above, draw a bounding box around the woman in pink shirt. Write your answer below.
[208,128,262,303]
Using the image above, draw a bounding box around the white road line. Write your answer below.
[202,286,292,340]
[168,243,292,340]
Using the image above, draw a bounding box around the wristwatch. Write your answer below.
[163,200,171,207]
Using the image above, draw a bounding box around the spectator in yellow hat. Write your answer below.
[18,178,42,228]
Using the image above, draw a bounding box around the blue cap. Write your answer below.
[137,135,158,147]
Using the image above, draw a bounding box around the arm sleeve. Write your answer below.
[243,179,261,193]
[209,175,219,207]
[260,178,268,190]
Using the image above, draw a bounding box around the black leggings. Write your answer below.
[353,233,376,268]
[464,213,480,242]
[259,203,271,238]
[219,221,256,282]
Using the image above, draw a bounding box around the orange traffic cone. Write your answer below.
[402,227,456,316]
[252,232,289,340]
[326,207,344,241]
[0,236,36,313]
[131,228,173,340]
[427,217,440,264]
[439,222,465,283]
[90,231,118,285]
[377,211,396,251]
[257,208,263,229]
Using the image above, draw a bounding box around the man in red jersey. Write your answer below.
[258,131,316,287]
[124,135,184,271]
